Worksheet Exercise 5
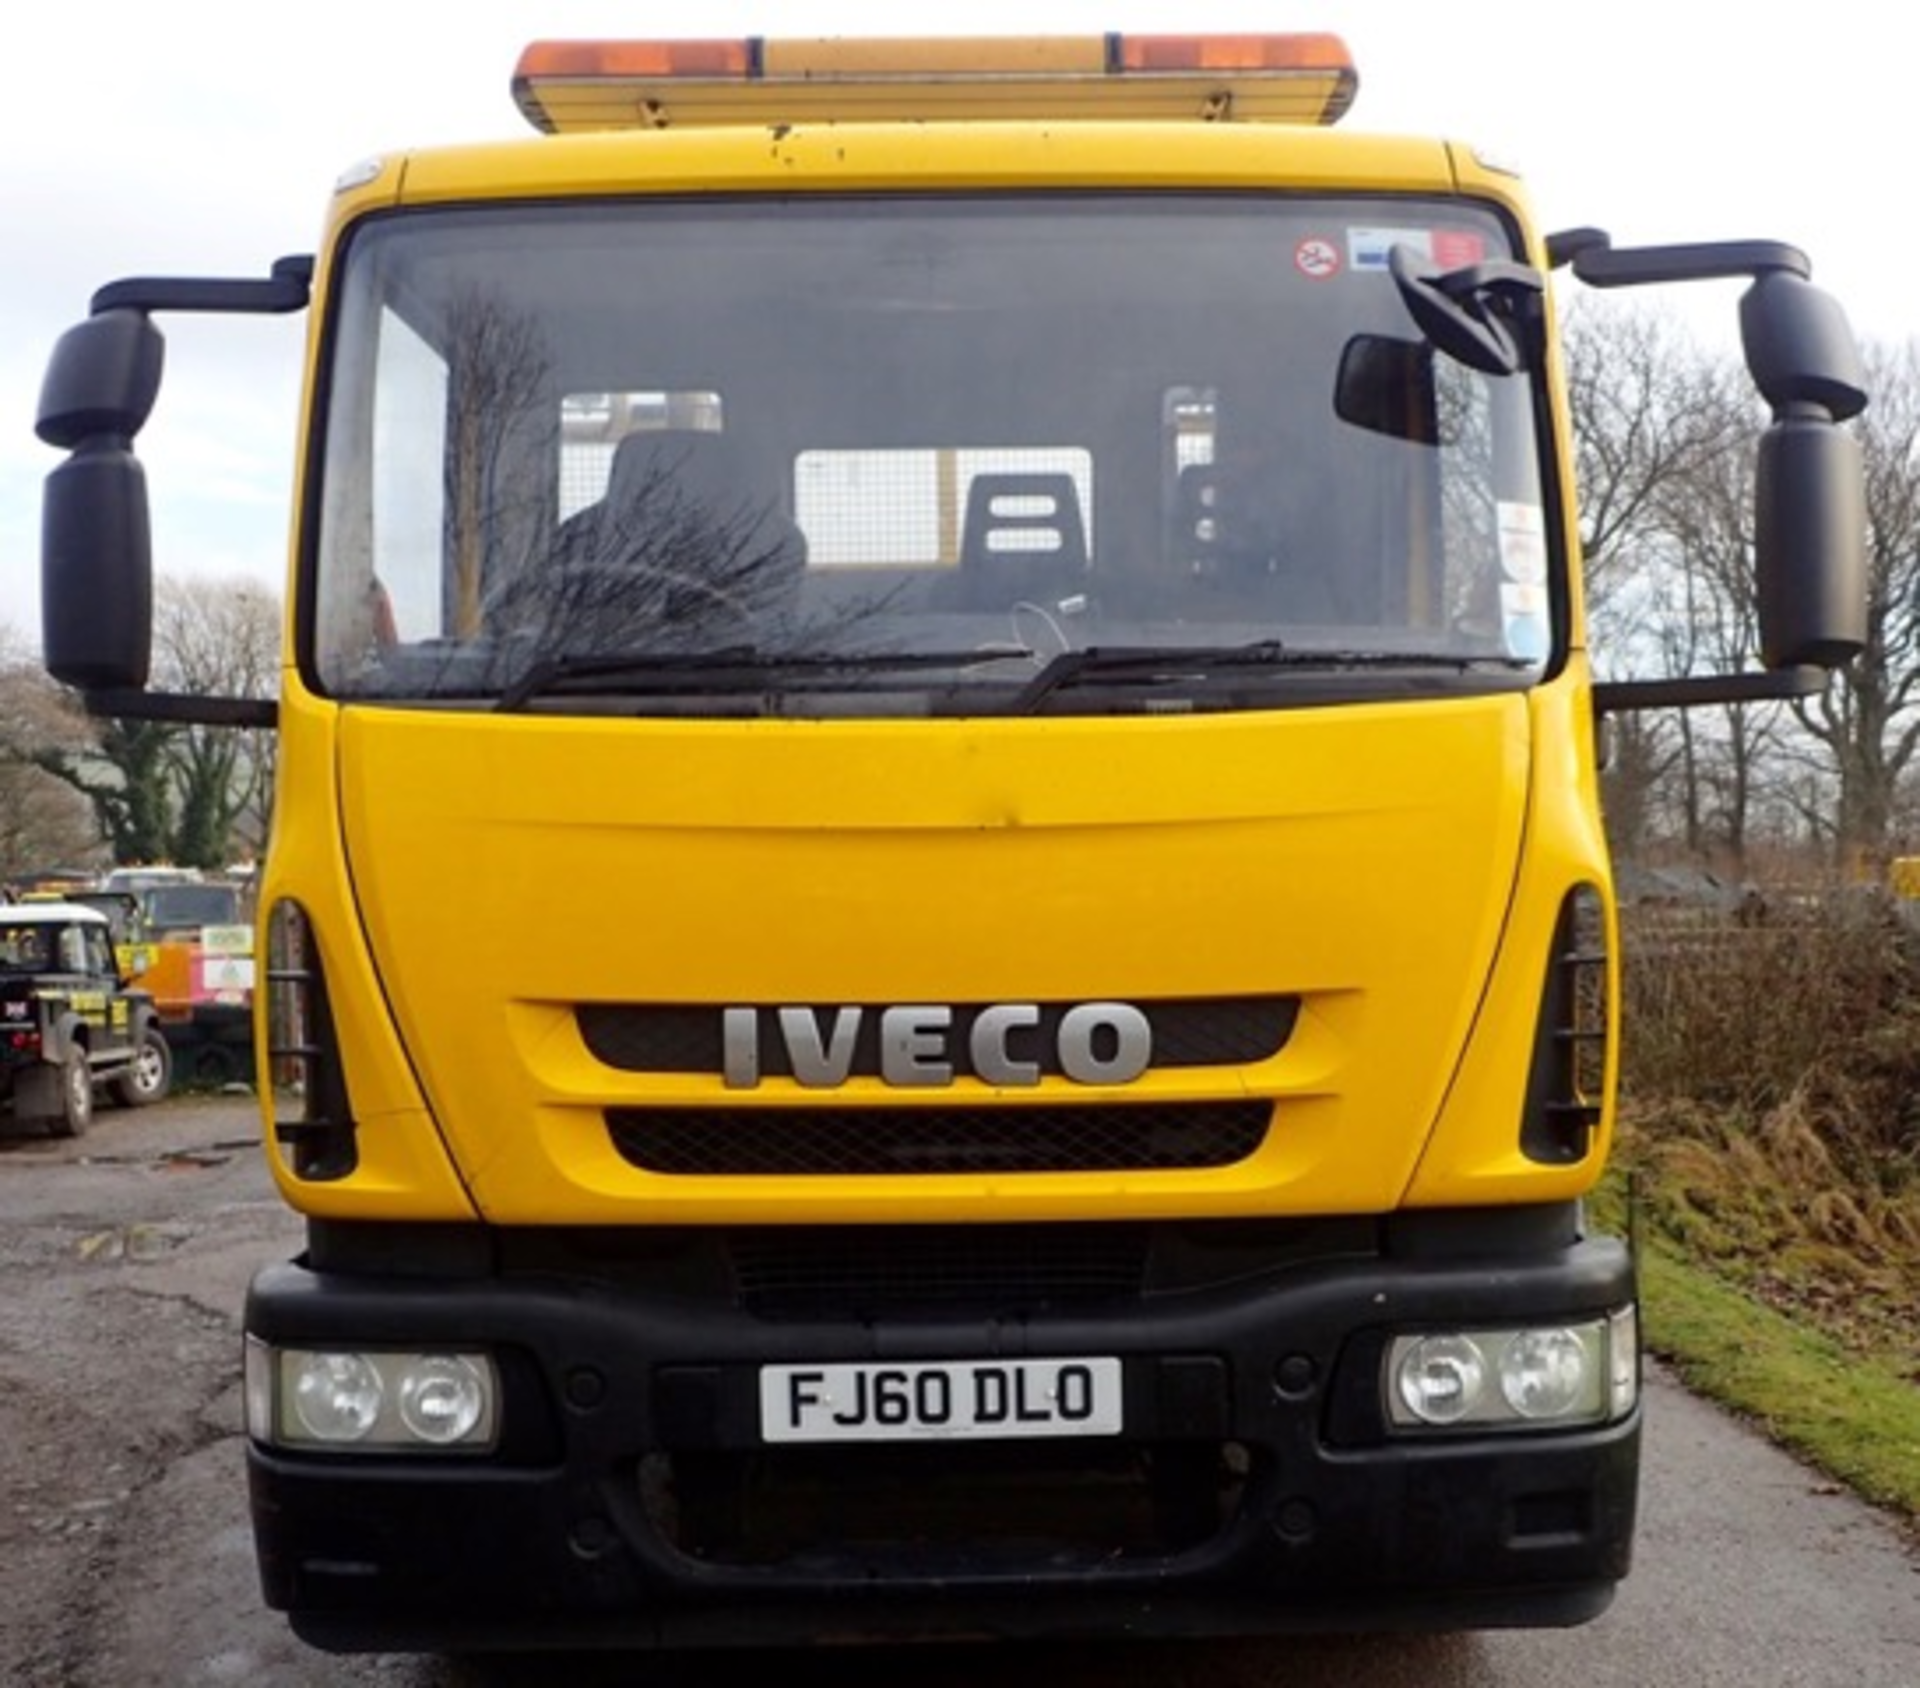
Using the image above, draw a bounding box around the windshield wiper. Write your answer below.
[495,647,1023,712]
[1008,641,1531,713]
[495,641,1527,713]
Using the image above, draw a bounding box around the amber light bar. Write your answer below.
[1114,33,1352,74]
[511,32,1357,133]
[514,38,756,81]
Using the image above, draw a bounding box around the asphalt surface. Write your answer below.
[1,1093,1914,1686]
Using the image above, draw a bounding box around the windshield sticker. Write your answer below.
[1293,237,1343,280]
[1501,583,1550,662]
[1497,502,1547,584]
[1349,227,1490,272]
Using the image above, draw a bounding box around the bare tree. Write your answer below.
[1595,708,1679,860]
[442,288,556,637]
[32,577,281,871]
[152,576,280,866]
[1561,300,1750,859]
[1644,364,1790,868]
[1561,298,1737,638]
[1560,300,1894,871]
[0,626,104,880]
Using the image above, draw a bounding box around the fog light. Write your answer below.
[1498,1328,1594,1420]
[1394,1334,1487,1426]
[398,1356,488,1445]
[291,1352,384,1444]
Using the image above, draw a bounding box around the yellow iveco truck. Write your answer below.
[36,32,1866,1654]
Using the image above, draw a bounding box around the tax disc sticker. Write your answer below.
[1498,502,1547,584]
[1501,582,1550,661]
[1350,227,1492,271]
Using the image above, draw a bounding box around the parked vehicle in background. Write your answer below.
[20,874,258,1087]
[99,864,204,898]
[61,889,143,946]
[0,902,172,1136]
[141,880,243,937]
[124,878,257,1086]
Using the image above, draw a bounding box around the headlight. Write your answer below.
[246,1338,499,1453]
[1385,1307,1637,1432]
[1500,1327,1593,1420]
[292,1351,384,1443]
[1393,1334,1487,1426]
[398,1356,491,1445]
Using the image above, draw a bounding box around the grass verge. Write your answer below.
[1610,887,1920,1535]
[1630,1224,1920,1532]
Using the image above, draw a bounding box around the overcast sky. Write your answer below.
[3,1,1904,647]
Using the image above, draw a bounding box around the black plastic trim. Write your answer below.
[246,1213,1637,1648]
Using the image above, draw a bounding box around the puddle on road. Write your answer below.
[75,1142,249,1172]
[76,1222,196,1264]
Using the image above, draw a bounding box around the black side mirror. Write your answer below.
[1743,271,1869,671]
[1559,234,1871,711]
[1740,270,1868,424]
[37,311,166,690]
[1755,421,1867,669]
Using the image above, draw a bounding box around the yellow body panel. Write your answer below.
[378,122,1467,207]
[267,110,1610,1231]
[254,690,477,1222]
[252,676,1615,1226]
[1409,658,1618,1205]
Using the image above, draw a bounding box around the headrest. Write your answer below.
[605,430,742,512]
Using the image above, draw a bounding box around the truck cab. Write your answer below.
[32,30,1865,1658]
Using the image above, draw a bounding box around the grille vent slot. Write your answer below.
[608,1101,1272,1177]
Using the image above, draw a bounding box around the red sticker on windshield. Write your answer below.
[1294,237,1343,280]
[1431,230,1488,268]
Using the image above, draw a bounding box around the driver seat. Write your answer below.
[582,431,805,583]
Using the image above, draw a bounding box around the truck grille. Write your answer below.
[727,1223,1151,1315]
[606,1100,1272,1176]
[642,1439,1247,1571]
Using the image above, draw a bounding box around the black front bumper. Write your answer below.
[245,1215,1639,1652]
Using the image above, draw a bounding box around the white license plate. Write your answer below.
[760,1357,1123,1444]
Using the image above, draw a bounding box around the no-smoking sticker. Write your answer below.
[1294,237,1342,280]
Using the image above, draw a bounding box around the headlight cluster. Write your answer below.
[245,1338,499,1452]
[1385,1306,1637,1431]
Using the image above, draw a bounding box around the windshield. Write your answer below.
[0,923,57,972]
[143,884,241,931]
[310,195,1555,716]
